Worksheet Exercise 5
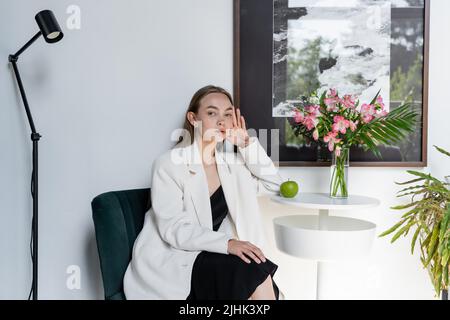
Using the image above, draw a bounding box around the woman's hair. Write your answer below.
[175,85,234,147]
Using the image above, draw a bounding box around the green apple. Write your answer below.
[280,179,299,198]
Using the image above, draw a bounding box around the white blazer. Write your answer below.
[123,136,285,300]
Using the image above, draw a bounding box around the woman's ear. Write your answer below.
[187,111,195,126]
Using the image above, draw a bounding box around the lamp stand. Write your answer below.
[9,32,43,300]
[9,9,64,301]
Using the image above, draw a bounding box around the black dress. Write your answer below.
[186,185,280,300]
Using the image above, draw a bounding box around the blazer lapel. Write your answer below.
[182,140,212,229]
[215,143,238,226]
[181,140,238,230]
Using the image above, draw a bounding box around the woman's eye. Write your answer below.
[208,112,216,116]
[226,114,232,117]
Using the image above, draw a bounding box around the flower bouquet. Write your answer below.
[291,88,418,198]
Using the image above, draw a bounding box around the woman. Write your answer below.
[124,85,285,300]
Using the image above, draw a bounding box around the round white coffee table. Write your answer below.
[271,192,380,300]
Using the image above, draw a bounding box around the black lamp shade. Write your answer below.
[35,10,64,43]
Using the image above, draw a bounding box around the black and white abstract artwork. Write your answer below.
[235,0,427,166]
[274,0,418,116]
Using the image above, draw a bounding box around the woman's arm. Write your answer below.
[237,136,284,194]
[150,158,233,254]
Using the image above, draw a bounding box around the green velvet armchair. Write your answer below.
[91,188,151,300]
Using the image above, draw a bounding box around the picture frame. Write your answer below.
[233,0,429,167]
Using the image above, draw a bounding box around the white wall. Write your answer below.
[262,0,450,299]
[0,0,448,300]
[0,0,233,299]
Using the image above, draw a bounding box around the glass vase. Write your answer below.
[329,147,349,198]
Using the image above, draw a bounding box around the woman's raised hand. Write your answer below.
[225,106,250,148]
[227,239,267,264]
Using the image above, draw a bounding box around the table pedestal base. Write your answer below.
[273,209,377,300]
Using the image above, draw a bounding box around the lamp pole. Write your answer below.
[8,10,63,300]
[9,38,43,302]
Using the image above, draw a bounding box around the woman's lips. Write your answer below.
[216,129,226,140]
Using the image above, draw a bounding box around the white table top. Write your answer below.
[270,192,380,210]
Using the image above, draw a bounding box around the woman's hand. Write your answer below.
[225,106,250,148]
[227,239,267,264]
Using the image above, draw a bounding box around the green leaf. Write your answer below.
[396,184,425,194]
[358,133,382,159]
[394,177,426,186]
[406,170,441,184]
[442,230,450,240]
[369,89,381,105]
[440,206,450,242]
[411,227,421,254]
[442,264,449,287]
[376,122,404,142]
[425,223,441,267]
[434,265,442,295]
[319,90,327,107]
[378,219,408,237]
[433,145,450,157]
[401,207,419,219]
[368,128,390,145]
[390,201,419,210]
[425,184,450,194]
[442,249,450,268]
[422,231,433,248]
[355,102,418,150]
[391,219,416,243]
[396,189,427,198]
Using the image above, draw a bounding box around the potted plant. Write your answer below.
[379,145,450,300]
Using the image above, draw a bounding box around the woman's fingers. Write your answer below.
[243,249,261,264]
[238,253,251,264]
[230,240,267,265]
[252,247,266,263]
[236,108,241,128]
[232,106,238,128]
[241,116,246,131]
[247,244,266,263]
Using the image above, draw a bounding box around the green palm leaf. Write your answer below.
[411,227,421,254]
[434,145,450,157]
[406,170,442,184]
[352,103,418,158]
[394,177,426,185]
[369,89,381,105]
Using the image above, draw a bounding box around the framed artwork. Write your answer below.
[234,0,429,167]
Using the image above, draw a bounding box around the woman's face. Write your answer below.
[188,92,234,143]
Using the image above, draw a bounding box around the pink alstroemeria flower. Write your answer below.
[376,96,385,109]
[349,120,358,132]
[332,115,350,134]
[324,88,340,112]
[306,104,321,117]
[372,95,388,118]
[313,128,319,141]
[341,94,356,109]
[323,131,342,152]
[360,103,376,123]
[324,97,339,112]
[294,109,304,123]
[374,109,388,118]
[303,115,319,130]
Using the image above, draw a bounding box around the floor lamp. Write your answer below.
[8,10,64,300]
